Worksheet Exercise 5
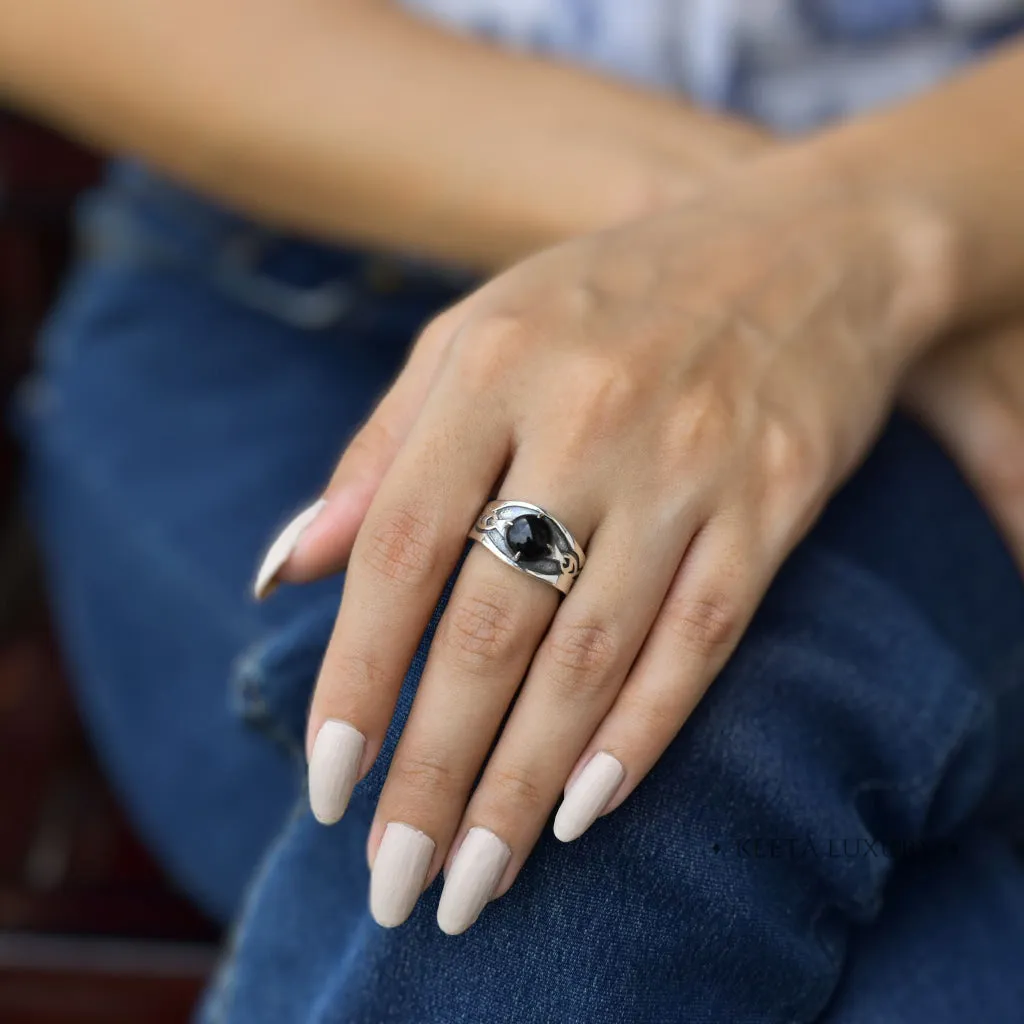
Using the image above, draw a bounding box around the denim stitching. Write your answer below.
[229,641,309,764]
[790,690,988,1023]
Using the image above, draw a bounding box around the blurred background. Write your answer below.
[0,111,219,1024]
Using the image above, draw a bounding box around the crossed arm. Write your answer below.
[0,0,764,268]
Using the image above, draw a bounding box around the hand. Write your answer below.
[257,148,955,934]
[902,321,1024,572]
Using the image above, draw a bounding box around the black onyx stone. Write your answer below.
[506,514,553,562]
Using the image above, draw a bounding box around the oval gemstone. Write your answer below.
[506,514,553,561]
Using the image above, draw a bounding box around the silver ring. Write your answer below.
[468,500,586,594]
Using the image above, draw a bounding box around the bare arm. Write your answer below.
[0,0,762,269]
[823,39,1024,331]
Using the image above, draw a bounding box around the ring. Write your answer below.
[468,500,586,594]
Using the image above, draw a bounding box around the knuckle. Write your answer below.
[417,306,460,354]
[361,504,439,586]
[763,419,827,496]
[618,690,677,737]
[488,763,546,812]
[544,620,620,700]
[672,381,735,455]
[576,354,634,408]
[452,315,531,389]
[391,747,459,798]
[665,590,740,659]
[343,416,395,471]
[558,357,636,451]
[325,650,390,705]
[438,584,521,670]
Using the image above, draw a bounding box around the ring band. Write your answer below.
[468,500,586,594]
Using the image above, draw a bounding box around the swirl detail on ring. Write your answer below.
[469,500,585,595]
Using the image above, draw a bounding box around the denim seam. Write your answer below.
[790,693,986,1023]
[78,193,379,334]
[229,643,309,765]
[788,611,994,1023]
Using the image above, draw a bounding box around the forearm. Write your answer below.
[819,39,1024,335]
[0,0,762,269]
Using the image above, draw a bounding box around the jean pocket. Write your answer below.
[228,592,340,764]
[76,187,361,332]
[77,162,472,337]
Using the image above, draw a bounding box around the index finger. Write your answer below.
[305,390,508,824]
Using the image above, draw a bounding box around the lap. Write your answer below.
[207,479,1024,1022]
[20,166,1024,1020]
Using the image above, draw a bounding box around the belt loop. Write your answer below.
[215,230,356,331]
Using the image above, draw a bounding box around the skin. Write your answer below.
[0,0,763,269]
[291,45,1024,918]
[303,145,957,901]
[2,0,1023,930]
[906,321,1024,575]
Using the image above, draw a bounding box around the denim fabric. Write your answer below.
[17,166,1024,1022]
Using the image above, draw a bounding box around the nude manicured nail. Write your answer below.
[437,827,511,936]
[308,719,364,825]
[253,498,327,599]
[370,823,435,928]
[553,752,624,843]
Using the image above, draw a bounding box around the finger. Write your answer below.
[253,308,462,599]
[367,474,603,929]
[305,384,507,827]
[435,501,699,934]
[555,515,762,839]
[367,546,557,927]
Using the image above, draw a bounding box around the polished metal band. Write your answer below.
[468,499,586,595]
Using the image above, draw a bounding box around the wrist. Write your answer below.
[785,133,962,367]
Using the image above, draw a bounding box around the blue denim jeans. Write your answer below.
[17,164,1024,1023]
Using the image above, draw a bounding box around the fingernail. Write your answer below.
[553,752,624,842]
[436,827,511,936]
[253,498,327,599]
[370,822,435,928]
[308,719,365,824]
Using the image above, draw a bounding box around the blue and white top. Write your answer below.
[401,0,1024,131]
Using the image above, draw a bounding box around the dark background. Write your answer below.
[0,111,219,1024]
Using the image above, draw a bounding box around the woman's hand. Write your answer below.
[259,147,955,933]
[902,322,1024,573]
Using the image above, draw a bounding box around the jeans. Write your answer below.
[16,163,1024,1023]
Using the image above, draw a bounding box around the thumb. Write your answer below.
[253,308,460,598]
[903,322,1024,576]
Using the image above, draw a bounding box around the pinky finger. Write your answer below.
[553,518,764,842]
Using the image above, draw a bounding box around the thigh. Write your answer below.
[202,418,1024,1024]
[18,165,462,921]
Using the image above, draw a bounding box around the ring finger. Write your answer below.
[435,500,700,933]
